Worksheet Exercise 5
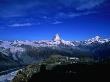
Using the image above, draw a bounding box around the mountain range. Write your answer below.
[0,34,110,71]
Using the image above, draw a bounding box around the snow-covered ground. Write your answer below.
[0,70,19,82]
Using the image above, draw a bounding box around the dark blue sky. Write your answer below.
[0,0,110,40]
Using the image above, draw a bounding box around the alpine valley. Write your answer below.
[0,34,110,71]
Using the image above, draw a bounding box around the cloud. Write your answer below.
[56,0,105,19]
[9,23,32,27]
[56,12,80,18]
[52,21,62,24]
[56,11,96,19]
[76,0,105,10]
[59,0,103,10]
[0,0,106,17]
[0,0,106,24]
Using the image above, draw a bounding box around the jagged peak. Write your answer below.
[92,36,101,41]
[94,36,101,40]
[88,36,101,42]
[52,33,61,42]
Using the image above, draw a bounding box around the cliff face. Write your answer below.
[52,34,61,42]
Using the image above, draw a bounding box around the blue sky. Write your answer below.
[0,0,110,40]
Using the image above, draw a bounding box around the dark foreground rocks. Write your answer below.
[28,64,110,82]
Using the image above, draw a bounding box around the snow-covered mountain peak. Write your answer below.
[87,36,101,42]
[0,34,110,62]
[53,33,61,42]
[94,36,101,41]
[0,35,110,51]
[89,36,101,42]
[85,36,110,44]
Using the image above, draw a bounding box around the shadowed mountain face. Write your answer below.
[0,35,110,66]
[0,52,19,72]
[29,64,110,82]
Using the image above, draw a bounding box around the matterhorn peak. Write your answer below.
[52,33,61,42]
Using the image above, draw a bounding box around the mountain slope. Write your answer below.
[0,52,19,72]
[0,35,110,66]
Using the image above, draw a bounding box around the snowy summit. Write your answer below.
[52,34,61,42]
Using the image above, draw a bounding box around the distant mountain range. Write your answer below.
[0,34,110,70]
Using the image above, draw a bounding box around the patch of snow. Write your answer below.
[0,70,19,82]
[53,34,61,42]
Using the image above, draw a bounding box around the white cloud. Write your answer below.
[52,21,62,24]
[9,23,32,27]
[0,0,106,25]
[56,11,95,19]
[76,0,105,10]
[0,0,105,18]
[59,0,105,9]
